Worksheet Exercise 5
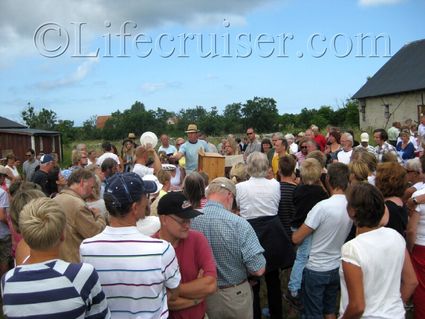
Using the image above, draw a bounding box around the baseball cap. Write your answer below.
[360,132,369,143]
[40,154,54,164]
[158,192,202,219]
[105,172,158,207]
[142,174,163,194]
[208,177,236,197]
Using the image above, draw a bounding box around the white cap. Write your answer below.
[142,174,163,194]
[360,132,369,142]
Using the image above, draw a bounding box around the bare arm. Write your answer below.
[0,207,8,225]
[147,149,161,174]
[341,261,365,319]
[401,250,418,303]
[168,296,204,311]
[292,223,314,245]
[167,286,180,302]
[177,275,217,299]
[406,212,420,252]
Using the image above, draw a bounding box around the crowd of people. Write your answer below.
[1,118,425,319]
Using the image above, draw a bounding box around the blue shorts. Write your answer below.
[301,267,339,319]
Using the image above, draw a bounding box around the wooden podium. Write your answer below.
[198,152,225,180]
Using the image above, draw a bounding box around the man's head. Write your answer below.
[373,128,388,146]
[76,143,87,153]
[158,192,201,240]
[327,162,349,192]
[272,133,288,155]
[67,168,96,200]
[160,134,170,148]
[340,133,353,152]
[206,177,236,210]
[101,141,113,152]
[104,172,158,221]
[101,158,118,178]
[185,124,199,143]
[19,197,66,251]
[246,127,256,142]
[360,132,369,147]
[25,148,36,161]
[10,189,46,234]
[39,154,55,173]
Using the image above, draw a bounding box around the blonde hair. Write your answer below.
[300,158,322,185]
[157,169,171,184]
[10,189,46,233]
[349,161,369,183]
[19,197,66,250]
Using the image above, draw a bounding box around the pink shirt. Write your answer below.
[154,230,217,319]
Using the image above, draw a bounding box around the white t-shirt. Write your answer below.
[132,163,154,178]
[413,187,425,246]
[339,227,405,319]
[158,145,177,155]
[5,165,20,188]
[337,149,353,165]
[96,152,120,167]
[236,177,281,220]
[305,194,352,271]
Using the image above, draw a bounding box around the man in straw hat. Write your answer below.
[171,124,210,174]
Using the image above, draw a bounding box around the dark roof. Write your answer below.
[353,39,425,99]
[0,116,26,129]
[0,128,60,136]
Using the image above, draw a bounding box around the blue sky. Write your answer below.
[0,0,424,126]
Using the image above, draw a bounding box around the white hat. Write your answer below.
[360,132,369,142]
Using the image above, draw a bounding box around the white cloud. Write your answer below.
[358,0,405,6]
[141,81,181,94]
[36,55,99,89]
[0,0,274,63]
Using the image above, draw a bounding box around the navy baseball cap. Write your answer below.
[40,154,54,164]
[105,172,158,207]
[158,192,202,219]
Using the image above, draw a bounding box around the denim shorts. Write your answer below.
[301,267,339,319]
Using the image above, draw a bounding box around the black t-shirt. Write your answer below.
[385,200,408,237]
[291,184,329,228]
[31,170,50,196]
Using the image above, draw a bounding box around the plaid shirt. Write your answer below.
[375,141,402,163]
[191,201,265,288]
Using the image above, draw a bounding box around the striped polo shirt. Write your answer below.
[1,259,110,318]
[80,226,181,319]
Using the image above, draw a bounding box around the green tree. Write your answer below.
[242,97,279,133]
[21,104,57,130]
[223,102,243,133]
[55,120,75,144]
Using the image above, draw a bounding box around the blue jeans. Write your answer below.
[301,267,340,319]
[288,230,312,294]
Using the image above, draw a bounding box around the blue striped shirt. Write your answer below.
[191,201,265,287]
[1,259,110,319]
[80,226,181,319]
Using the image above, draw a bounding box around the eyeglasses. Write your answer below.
[168,215,191,226]
[25,154,31,157]
[300,146,308,149]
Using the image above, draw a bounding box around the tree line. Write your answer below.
[21,97,360,143]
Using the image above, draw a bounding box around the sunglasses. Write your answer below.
[301,146,308,149]
[168,215,191,226]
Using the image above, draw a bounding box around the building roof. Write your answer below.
[96,115,111,129]
[353,39,425,99]
[0,128,60,136]
[0,116,26,129]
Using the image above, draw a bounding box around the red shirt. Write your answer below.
[314,134,327,152]
[153,230,217,319]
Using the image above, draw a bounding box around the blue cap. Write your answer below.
[40,154,54,164]
[105,173,157,207]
